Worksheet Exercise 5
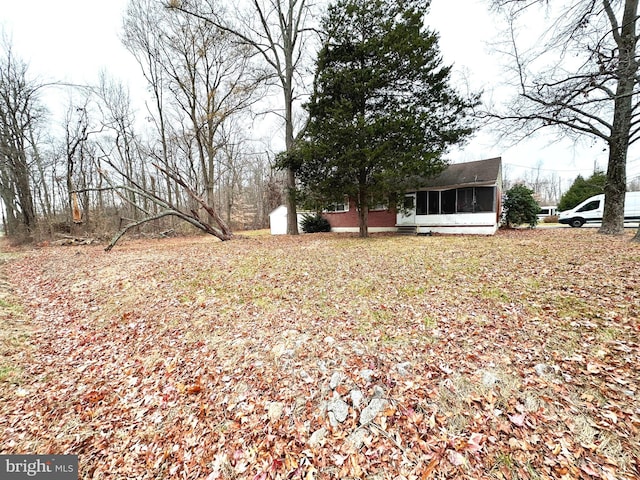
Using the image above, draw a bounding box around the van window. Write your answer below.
[576,200,600,212]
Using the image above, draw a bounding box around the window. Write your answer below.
[576,200,600,212]
[325,197,349,212]
[428,191,439,214]
[457,188,474,213]
[326,203,347,212]
[474,187,494,212]
[416,187,495,214]
[416,191,428,215]
[403,194,415,210]
[441,189,456,214]
[370,195,389,211]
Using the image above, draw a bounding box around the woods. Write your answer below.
[1,3,287,247]
[2,0,640,245]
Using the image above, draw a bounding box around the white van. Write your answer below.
[537,205,557,220]
[558,192,640,227]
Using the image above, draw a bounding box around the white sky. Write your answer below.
[2,0,636,192]
[1,1,136,84]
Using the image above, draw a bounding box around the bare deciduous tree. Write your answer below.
[168,0,317,235]
[122,0,176,208]
[119,0,267,243]
[489,0,640,239]
[0,41,42,237]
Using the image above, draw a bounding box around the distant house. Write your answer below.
[323,157,503,235]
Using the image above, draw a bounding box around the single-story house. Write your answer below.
[323,157,503,235]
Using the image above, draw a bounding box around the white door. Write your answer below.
[399,193,416,224]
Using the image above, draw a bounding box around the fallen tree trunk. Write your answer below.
[75,161,234,251]
[105,210,231,252]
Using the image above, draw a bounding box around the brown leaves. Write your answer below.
[1,230,639,479]
[82,390,107,404]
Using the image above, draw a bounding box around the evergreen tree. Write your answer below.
[503,185,540,228]
[558,172,606,211]
[294,0,477,237]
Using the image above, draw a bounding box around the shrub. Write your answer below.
[557,172,606,211]
[301,213,331,233]
[502,185,539,228]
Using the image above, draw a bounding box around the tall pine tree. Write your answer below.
[295,0,477,237]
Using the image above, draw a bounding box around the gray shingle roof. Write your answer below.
[417,157,502,189]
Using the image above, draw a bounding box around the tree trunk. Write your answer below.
[284,81,299,235]
[285,167,298,235]
[600,139,627,234]
[358,204,369,238]
[15,164,35,232]
[599,0,638,235]
[357,183,369,238]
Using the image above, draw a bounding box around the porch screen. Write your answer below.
[416,187,495,214]
[441,190,456,214]
[416,192,428,215]
[474,187,494,212]
[415,190,446,214]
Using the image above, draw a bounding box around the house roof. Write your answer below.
[416,157,502,190]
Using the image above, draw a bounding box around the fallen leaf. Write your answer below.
[509,413,526,427]
[447,450,465,466]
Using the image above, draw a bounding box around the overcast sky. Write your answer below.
[2,0,636,193]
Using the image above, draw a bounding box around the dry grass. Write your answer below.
[1,229,639,479]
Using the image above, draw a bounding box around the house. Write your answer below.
[323,157,503,235]
[320,198,399,233]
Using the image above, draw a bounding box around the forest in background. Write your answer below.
[3,0,640,244]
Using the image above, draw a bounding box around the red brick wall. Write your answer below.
[322,199,397,228]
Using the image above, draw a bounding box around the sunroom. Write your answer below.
[398,157,503,235]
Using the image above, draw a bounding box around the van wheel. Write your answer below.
[570,218,585,228]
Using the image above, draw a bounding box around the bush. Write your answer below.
[502,184,539,228]
[300,213,331,233]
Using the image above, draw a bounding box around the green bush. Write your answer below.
[502,184,539,228]
[557,172,606,211]
[301,213,331,233]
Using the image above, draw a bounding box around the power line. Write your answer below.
[504,157,639,173]
[503,162,601,173]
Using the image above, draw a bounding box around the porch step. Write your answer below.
[396,225,417,236]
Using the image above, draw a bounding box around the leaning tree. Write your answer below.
[490,0,640,240]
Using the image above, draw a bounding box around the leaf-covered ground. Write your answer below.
[1,229,639,479]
